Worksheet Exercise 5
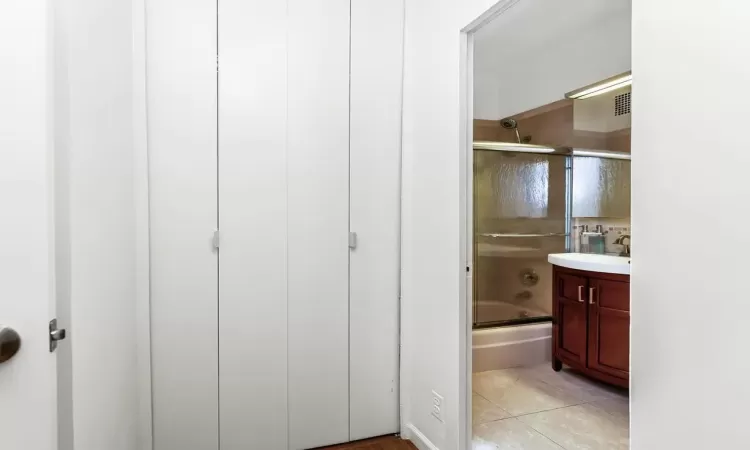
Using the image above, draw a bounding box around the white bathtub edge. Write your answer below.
[472,323,552,373]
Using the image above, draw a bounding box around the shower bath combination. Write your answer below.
[472,140,571,328]
[470,137,571,373]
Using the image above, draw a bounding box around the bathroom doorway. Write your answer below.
[464,0,632,448]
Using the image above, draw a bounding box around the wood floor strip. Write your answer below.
[316,435,417,450]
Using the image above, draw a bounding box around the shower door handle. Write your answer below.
[577,286,584,303]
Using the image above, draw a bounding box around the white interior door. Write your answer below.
[349,0,403,440]
[217,1,289,449]
[218,1,351,449]
[0,2,58,449]
[147,0,219,449]
[286,1,351,448]
[151,1,400,448]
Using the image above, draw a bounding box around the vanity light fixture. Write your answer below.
[565,71,632,100]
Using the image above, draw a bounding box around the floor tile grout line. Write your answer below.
[477,367,593,404]
[473,392,596,420]
[475,415,571,450]
[471,390,512,418]
[473,366,629,449]
[475,367,628,412]
[473,386,590,420]
[492,364,627,396]
[517,417,571,450]
[510,402,586,419]
[580,398,631,424]
[475,401,581,426]
[517,405,629,450]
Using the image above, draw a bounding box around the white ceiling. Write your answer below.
[473,0,632,120]
[474,0,631,70]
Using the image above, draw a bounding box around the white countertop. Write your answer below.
[548,253,630,275]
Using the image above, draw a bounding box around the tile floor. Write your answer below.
[472,364,629,450]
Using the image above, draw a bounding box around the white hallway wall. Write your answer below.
[404,0,750,449]
[53,0,142,449]
[401,1,498,450]
[401,0,630,449]
[631,0,750,448]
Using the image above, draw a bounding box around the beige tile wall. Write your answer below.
[573,218,631,255]
[473,99,631,153]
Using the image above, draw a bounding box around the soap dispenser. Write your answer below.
[589,225,606,254]
[581,225,605,254]
[578,225,589,253]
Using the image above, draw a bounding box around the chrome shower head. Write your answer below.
[500,118,518,129]
[500,117,522,143]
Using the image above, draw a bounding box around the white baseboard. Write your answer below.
[403,423,440,450]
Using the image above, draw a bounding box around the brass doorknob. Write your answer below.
[0,326,21,363]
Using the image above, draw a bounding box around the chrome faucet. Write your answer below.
[614,234,631,257]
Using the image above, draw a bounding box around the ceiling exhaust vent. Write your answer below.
[614,92,631,116]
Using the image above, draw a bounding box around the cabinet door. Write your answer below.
[587,278,630,379]
[553,271,588,366]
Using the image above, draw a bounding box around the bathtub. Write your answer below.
[472,322,552,373]
[475,301,549,324]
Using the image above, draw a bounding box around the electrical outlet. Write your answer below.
[431,390,445,423]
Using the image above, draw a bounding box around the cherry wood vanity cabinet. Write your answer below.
[552,265,630,388]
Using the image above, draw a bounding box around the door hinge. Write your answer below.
[216,55,219,73]
[49,319,66,352]
[212,229,220,249]
[348,231,357,250]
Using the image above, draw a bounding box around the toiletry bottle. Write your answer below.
[591,234,605,254]
[592,225,606,254]
[580,225,589,253]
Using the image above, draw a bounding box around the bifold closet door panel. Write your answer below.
[217,1,288,450]
[349,0,404,440]
[146,0,218,449]
[287,0,351,448]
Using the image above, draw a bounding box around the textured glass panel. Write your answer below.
[474,151,567,235]
[472,150,568,327]
[473,236,564,325]
[572,156,631,218]
[475,151,549,218]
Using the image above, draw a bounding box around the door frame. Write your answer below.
[132,0,153,448]
[458,1,523,449]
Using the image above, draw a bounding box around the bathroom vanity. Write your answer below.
[548,254,630,388]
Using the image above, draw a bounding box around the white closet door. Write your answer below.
[147,0,218,449]
[218,0,351,449]
[217,1,288,450]
[349,0,404,440]
[287,0,351,448]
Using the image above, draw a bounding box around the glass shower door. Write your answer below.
[473,150,569,327]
